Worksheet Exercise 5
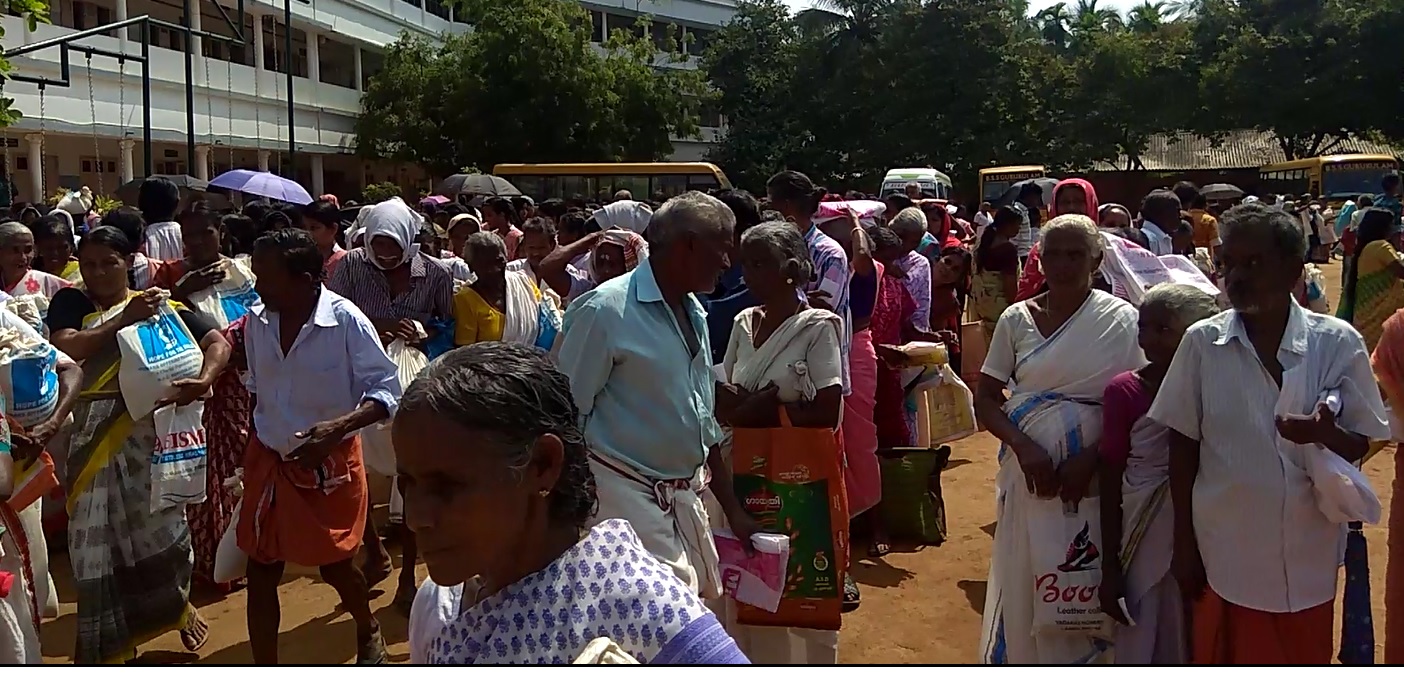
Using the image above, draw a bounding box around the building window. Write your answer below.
[69,1,112,32]
[15,158,26,171]
[607,12,644,40]
[319,38,357,89]
[426,0,450,20]
[400,0,421,8]
[590,10,603,43]
[451,6,470,24]
[650,21,679,51]
[687,28,714,55]
[361,49,385,90]
[158,161,188,175]
[81,158,117,174]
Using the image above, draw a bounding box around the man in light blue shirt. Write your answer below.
[557,192,752,596]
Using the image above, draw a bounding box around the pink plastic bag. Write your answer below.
[713,529,790,613]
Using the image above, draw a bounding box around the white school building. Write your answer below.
[0,0,733,202]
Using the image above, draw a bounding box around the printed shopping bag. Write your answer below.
[151,402,208,513]
[185,258,261,327]
[730,410,849,631]
[0,328,60,430]
[116,301,204,421]
[1026,501,1110,636]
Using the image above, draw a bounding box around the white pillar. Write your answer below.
[252,11,265,71]
[115,0,129,55]
[24,134,42,201]
[257,150,270,172]
[307,31,320,84]
[119,139,135,183]
[353,46,363,92]
[194,145,211,181]
[310,154,324,196]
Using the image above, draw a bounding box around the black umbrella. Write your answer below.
[994,177,1060,209]
[436,173,521,198]
[117,174,209,203]
[1201,183,1245,201]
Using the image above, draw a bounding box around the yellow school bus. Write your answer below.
[978,164,1046,203]
[492,162,733,201]
[1258,154,1399,203]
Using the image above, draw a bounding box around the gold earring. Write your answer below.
[786,277,794,285]
[538,489,551,497]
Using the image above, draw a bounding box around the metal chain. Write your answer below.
[252,30,261,156]
[37,84,46,201]
[117,58,126,180]
[86,53,104,196]
[273,22,282,175]
[225,56,234,169]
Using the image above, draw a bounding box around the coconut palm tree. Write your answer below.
[1034,2,1073,50]
[1128,0,1166,33]
[793,0,897,77]
[1071,0,1125,34]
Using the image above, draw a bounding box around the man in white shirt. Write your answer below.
[1138,189,1180,256]
[137,176,184,260]
[1012,183,1044,263]
[1149,203,1390,664]
[238,228,403,664]
[972,201,994,236]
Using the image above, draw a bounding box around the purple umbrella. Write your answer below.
[209,169,314,205]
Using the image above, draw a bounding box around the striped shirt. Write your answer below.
[804,224,851,394]
[326,247,455,326]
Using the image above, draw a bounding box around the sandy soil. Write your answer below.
[37,259,1396,664]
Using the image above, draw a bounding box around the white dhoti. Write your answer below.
[588,454,721,599]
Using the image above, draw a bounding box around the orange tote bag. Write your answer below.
[730,410,849,631]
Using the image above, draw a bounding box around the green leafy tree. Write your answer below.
[0,1,51,128]
[356,0,705,174]
[1189,0,1392,158]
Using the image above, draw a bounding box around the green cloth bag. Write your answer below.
[877,446,949,545]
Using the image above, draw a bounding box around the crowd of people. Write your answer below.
[1,166,1404,665]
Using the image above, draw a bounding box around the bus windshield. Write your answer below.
[1324,163,1397,200]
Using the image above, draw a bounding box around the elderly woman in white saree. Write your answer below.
[974,215,1146,664]
[715,222,845,664]
[1096,284,1218,664]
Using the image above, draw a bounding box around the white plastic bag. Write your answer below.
[116,300,204,421]
[150,402,208,514]
[714,528,791,613]
[1293,387,1382,524]
[183,258,260,328]
[0,327,60,429]
[214,471,246,583]
[360,337,428,477]
[1027,503,1110,635]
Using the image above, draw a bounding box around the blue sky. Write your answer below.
[780,0,1143,15]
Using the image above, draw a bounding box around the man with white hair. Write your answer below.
[556,191,752,598]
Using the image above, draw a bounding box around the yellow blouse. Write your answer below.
[453,286,505,345]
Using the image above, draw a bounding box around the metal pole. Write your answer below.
[284,0,294,171]
[141,24,153,177]
[183,0,196,170]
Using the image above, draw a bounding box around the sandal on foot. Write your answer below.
[180,608,210,652]
[842,574,861,613]
[867,541,891,558]
[357,630,389,665]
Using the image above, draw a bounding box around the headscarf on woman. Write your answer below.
[346,205,374,248]
[591,200,653,234]
[1016,178,1100,301]
[586,229,650,283]
[361,198,421,268]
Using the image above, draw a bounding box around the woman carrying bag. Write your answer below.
[717,222,847,664]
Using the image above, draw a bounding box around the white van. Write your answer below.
[880,167,952,199]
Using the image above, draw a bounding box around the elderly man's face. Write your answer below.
[1221,225,1301,315]
[680,225,734,293]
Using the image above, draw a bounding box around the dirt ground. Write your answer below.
[37,260,1396,664]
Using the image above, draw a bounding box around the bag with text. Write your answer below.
[0,328,59,429]
[1026,501,1111,636]
[116,301,205,421]
[731,410,848,631]
[184,258,261,328]
[151,402,208,514]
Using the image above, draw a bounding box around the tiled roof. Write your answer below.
[1090,130,1402,172]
